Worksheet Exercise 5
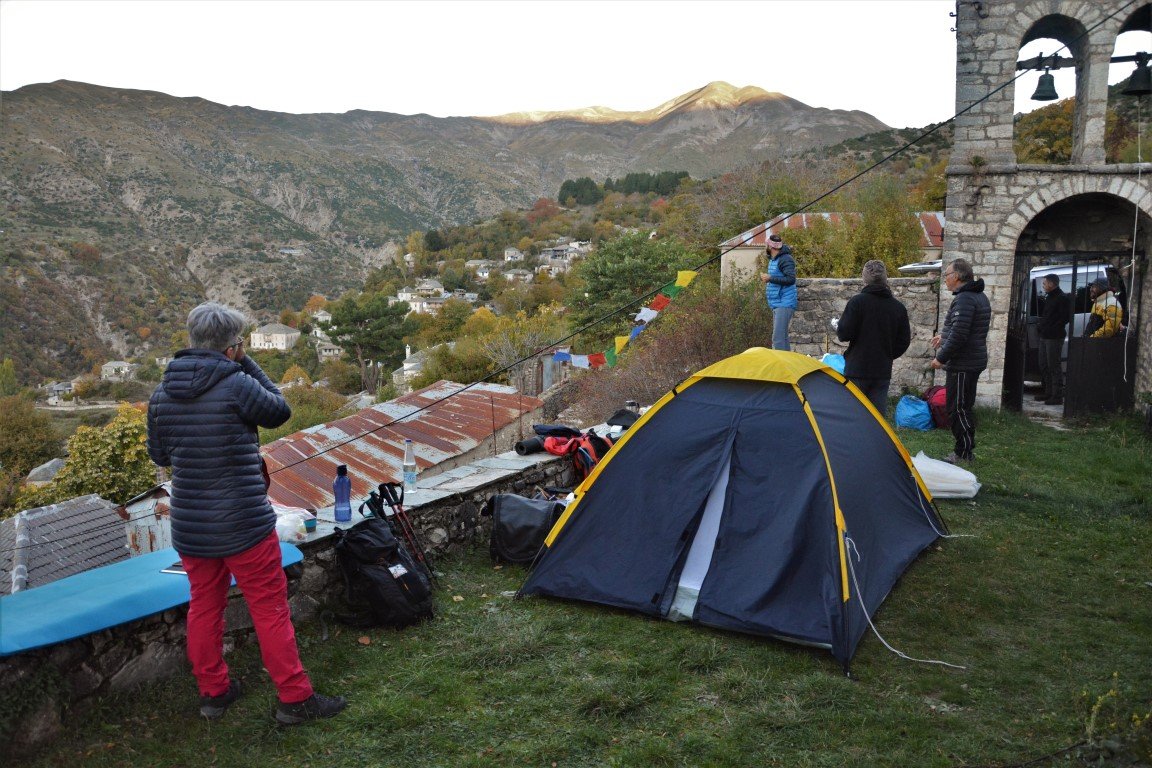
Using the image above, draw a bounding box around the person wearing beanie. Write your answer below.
[931,258,991,465]
[1086,276,1123,339]
[1034,273,1070,405]
[758,233,798,350]
[835,259,911,417]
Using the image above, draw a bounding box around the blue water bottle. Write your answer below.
[333,464,352,523]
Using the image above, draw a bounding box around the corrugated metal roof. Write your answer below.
[0,494,128,595]
[262,380,542,511]
[720,212,945,249]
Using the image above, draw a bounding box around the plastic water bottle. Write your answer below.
[402,439,418,494]
[333,464,352,523]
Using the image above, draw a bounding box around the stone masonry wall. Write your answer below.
[789,276,942,396]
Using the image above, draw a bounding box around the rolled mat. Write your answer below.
[515,436,546,455]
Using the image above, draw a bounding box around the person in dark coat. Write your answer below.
[835,260,911,417]
[147,302,346,725]
[1034,273,1070,405]
[931,259,991,464]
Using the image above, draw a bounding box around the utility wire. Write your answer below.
[4,1,1146,558]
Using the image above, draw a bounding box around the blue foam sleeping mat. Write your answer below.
[0,543,302,657]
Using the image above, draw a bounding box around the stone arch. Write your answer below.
[997,184,1150,410]
[994,177,1152,252]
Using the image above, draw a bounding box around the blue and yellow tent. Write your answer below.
[520,348,947,672]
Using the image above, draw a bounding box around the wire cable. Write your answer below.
[3,1,1145,558]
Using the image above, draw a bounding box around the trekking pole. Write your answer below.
[379,482,436,582]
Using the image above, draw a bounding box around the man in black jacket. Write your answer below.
[148,302,346,725]
[835,260,911,417]
[931,259,991,464]
[1035,273,1070,405]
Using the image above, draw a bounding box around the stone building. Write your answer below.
[947,0,1150,407]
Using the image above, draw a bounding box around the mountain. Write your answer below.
[0,79,888,383]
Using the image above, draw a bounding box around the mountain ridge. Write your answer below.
[0,78,889,382]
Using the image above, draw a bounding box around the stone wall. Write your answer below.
[789,276,942,396]
[0,451,572,760]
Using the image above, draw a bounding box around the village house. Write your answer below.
[504,268,534,284]
[315,340,343,361]
[503,246,524,262]
[249,323,301,351]
[100,361,138,382]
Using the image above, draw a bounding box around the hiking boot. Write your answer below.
[199,679,243,720]
[274,693,347,725]
[1045,396,1064,406]
[941,452,973,466]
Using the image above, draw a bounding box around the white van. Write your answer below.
[1019,262,1110,378]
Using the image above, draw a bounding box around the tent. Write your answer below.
[520,348,947,672]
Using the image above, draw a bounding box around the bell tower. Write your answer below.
[945,0,1152,408]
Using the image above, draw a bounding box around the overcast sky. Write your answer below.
[3,1,1148,128]
[2,0,963,128]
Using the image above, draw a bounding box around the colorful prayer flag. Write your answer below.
[604,347,617,367]
[571,355,590,369]
[675,270,698,288]
[553,351,571,362]
[635,307,658,324]
[588,352,607,368]
[630,325,644,340]
[650,293,671,312]
[615,336,629,354]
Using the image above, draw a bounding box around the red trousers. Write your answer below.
[180,531,314,703]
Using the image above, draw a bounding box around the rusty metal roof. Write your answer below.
[720,212,945,250]
[262,380,542,511]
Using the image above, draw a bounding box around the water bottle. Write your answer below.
[402,439,418,494]
[333,464,352,523]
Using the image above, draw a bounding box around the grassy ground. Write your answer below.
[25,410,1152,768]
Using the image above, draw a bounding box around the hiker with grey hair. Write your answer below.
[931,258,991,465]
[835,260,910,417]
[147,301,347,725]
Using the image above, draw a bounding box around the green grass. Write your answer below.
[25,410,1152,767]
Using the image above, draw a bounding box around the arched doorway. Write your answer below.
[1004,193,1149,412]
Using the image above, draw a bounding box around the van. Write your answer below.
[1018,262,1110,379]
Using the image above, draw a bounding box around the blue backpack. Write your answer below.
[895,395,934,431]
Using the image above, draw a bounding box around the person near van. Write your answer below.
[1035,273,1070,405]
[759,233,797,350]
[1086,277,1123,339]
[836,260,911,417]
[931,259,991,465]
[147,301,347,725]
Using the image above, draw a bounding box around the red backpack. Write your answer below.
[542,430,614,482]
[924,385,950,429]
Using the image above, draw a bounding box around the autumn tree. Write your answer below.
[303,294,329,315]
[0,396,61,479]
[281,365,312,385]
[259,385,347,444]
[849,176,923,273]
[14,404,154,510]
[478,306,568,392]
[1015,99,1074,164]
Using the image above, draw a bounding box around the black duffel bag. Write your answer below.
[481,494,565,566]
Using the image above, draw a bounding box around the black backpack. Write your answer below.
[333,517,434,628]
[481,493,565,566]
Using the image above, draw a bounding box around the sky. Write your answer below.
[2,1,1148,129]
[2,0,963,129]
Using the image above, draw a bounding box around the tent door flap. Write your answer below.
[667,453,732,621]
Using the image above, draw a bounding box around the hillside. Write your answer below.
[0,80,888,383]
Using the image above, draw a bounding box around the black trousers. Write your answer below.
[848,376,891,418]
[945,369,981,459]
[1038,338,1063,398]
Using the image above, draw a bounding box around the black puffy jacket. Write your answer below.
[936,278,992,373]
[147,350,291,558]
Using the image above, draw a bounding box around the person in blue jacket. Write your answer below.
[759,233,797,350]
[147,302,346,725]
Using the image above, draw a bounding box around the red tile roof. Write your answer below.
[262,381,542,511]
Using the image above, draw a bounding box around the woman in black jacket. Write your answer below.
[836,260,911,417]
